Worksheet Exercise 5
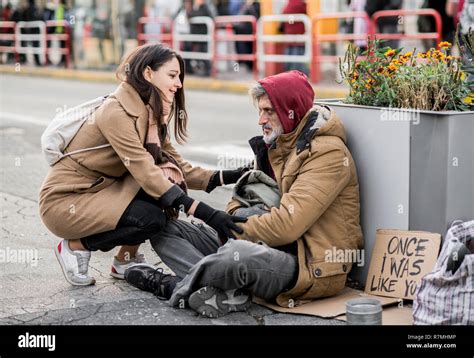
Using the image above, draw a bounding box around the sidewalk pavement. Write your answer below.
[0,64,348,98]
[0,120,345,326]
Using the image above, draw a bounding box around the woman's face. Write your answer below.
[144,57,182,115]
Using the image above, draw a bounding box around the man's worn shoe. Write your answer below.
[111,253,152,280]
[188,286,251,318]
[124,265,179,300]
[54,240,96,286]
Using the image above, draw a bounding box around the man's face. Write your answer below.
[257,95,283,145]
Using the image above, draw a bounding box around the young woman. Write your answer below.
[39,44,247,286]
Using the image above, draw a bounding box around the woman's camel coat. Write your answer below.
[39,82,214,240]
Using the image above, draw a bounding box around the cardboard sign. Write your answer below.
[365,229,441,300]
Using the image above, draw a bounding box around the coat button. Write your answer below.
[342,264,347,273]
[314,268,322,277]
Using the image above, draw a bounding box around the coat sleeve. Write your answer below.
[226,198,243,214]
[234,145,351,247]
[96,105,177,204]
[162,139,215,191]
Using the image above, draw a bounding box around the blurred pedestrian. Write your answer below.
[349,0,368,52]
[233,0,260,72]
[0,2,13,63]
[174,0,193,72]
[228,0,243,15]
[24,0,43,66]
[1,2,12,21]
[54,0,70,66]
[39,43,248,287]
[418,0,455,50]
[214,0,230,16]
[446,0,465,28]
[281,0,309,75]
[189,0,214,76]
[365,0,402,49]
[9,0,27,63]
[91,0,110,65]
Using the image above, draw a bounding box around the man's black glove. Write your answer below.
[194,202,247,244]
[205,164,253,193]
[222,166,251,185]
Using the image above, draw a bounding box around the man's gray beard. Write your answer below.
[263,125,284,145]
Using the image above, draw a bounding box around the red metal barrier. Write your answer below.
[372,9,442,46]
[45,20,71,68]
[137,17,173,47]
[311,12,372,83]
[213,15,257,79]
[0,21,18,62]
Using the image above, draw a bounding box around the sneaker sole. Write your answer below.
[189,286,251,318]
[110,271,125,280]
[112,263,154,280]
[54,245,95,286]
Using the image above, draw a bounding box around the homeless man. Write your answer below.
[125,70,363,318]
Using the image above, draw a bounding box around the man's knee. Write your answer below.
[214,240,269,272]
[218,239,256,259]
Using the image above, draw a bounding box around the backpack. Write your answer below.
[41,95,111,166]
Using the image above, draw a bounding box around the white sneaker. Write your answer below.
[110,253,152,280]
[54,240,96,286]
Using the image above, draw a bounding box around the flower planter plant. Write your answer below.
[338,36,473,111]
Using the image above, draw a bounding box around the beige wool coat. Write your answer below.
[39,82,214,240]
[227,107,364,307]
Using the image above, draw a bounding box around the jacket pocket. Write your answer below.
[78,176,116,193]
[299,261,349,300]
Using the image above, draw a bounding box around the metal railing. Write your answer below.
[136,17,173,47]
[173,16,215,61]
[372,9,442,45]
[311,11,373,83]
[15,21,47,65]
[45,20,71,68]
[213,15,257,79]
[257,14,312,78]
[0,21,18,62]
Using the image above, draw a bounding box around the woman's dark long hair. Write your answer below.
[116,44,188,144]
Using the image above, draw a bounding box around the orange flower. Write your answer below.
[438,41,452,49]
[430,50,445,61]
[387,64,398,73]
[399,52,413,63]
[384,49,396,57]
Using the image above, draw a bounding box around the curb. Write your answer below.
[0,64,348,98]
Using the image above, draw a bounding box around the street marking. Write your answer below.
[0,112,50,126]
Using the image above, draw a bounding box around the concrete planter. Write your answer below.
[315,100,474,285]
